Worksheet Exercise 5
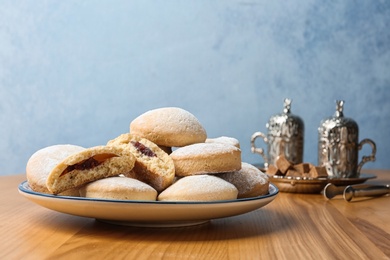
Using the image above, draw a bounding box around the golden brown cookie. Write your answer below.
[26,144,85,196]
[157,175,238,202]
[79,176,157,201]
[170,142,241,177]
[46,145,136,194]
[107,133,175,192]
[217,162,269,198]
[130,107,207,147]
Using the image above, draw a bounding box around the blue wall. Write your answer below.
[1,1,389,175]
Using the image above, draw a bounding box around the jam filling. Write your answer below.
[60,153,118,177]
[131,141,157,157]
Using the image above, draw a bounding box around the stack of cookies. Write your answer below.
[26,107,270,202]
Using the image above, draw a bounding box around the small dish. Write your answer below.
[18,181,279,227]
[268,173,376,194]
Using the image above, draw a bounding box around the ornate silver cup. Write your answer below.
[251,98,304,168]
[318,100,376,178]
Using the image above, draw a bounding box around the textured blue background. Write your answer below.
[1,1,389,175]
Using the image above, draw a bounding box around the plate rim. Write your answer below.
[18,180,279,226]
[18,180,279,205]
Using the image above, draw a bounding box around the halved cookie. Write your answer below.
[46,145,135,194]
[107,133,175,192]
[26,144,85,196]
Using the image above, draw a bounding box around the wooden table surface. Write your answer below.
[1,169,389,259]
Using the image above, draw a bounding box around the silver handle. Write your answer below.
[250,131,268,167]
[344,184,389,202]
[357,139,376,173]
[324,183,389,202]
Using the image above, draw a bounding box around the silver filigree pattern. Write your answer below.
[251,98,304,168]
[318,100,376,178]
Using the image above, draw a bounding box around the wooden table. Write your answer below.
[1,169,389,259]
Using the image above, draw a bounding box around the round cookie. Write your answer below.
[217,162,269,198]
[107,133,175,192]
[129,107,207,147]
[26,144,86,196]
[206,136,240,148]
[157,175,238,202]
[46,145,136,195]
[170,142,241,177]
[79,177,157,201]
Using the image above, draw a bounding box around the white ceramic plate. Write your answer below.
[18,181,278,227]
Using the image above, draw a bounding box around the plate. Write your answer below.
[18,181,278,227]
[269,173,376,194]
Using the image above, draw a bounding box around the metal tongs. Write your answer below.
[324,183,390,202]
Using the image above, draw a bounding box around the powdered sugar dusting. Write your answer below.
[206,136,240,148]
[171,142,240,157]
[158,175,238,201]
[131,107,206,134]
[217,162,269,197]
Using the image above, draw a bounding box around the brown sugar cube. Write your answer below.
[285,169,302,177]
[293,163,311,174]
[309,166,328,178]
[266,164,282,176]
[275,154,293,174]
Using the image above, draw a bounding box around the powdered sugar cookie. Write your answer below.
[170,142,241,177]
[157,175,238,201]
[217,162,269,198]
[79,176,157,201]
[130,107,207,147]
